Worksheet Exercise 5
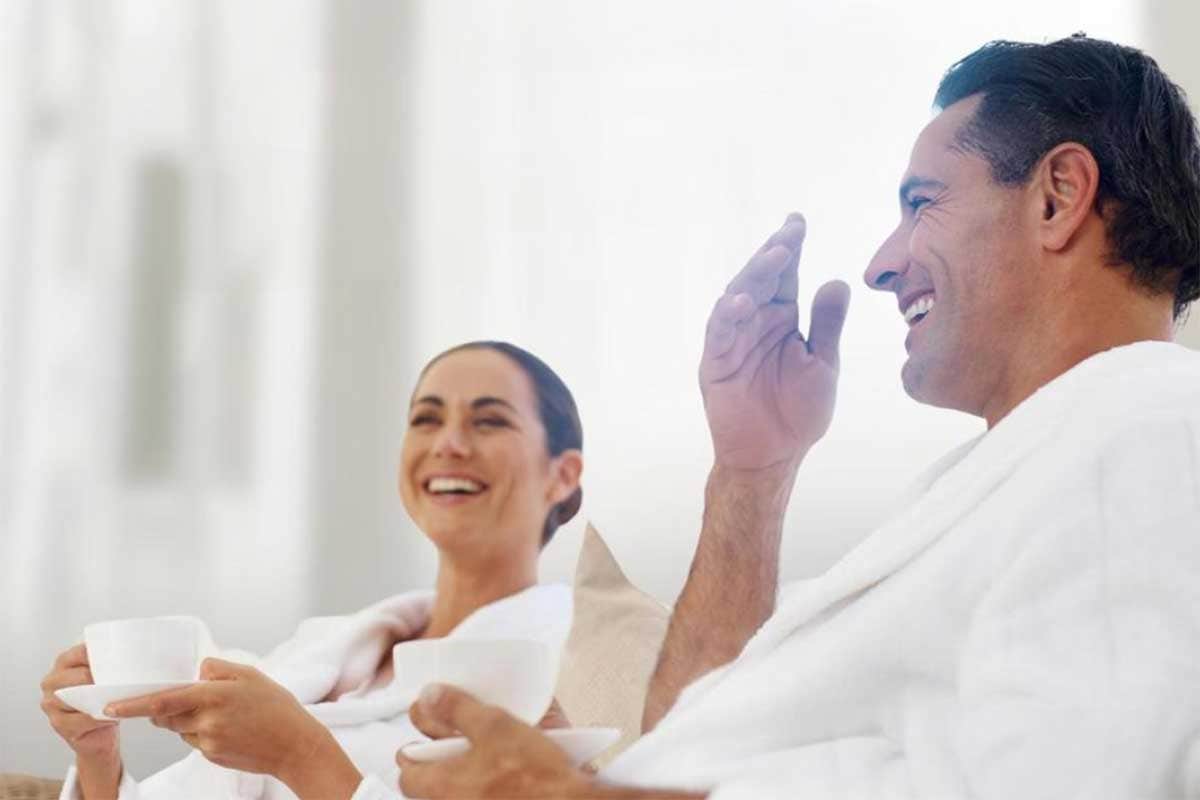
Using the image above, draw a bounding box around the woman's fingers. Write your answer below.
[53,643,90,671]
[151,711,201,734]
[41,665,94,693]
[106,684,207,719]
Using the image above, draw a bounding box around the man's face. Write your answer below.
[863,96,1041,416]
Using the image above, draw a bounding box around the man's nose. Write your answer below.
[863,227,907,291]
[431,424,471,458]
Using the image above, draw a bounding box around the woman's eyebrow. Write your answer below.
[411,395,443,408]
[472,396,518,413]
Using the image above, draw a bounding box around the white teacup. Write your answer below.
[392,639,553,725]
[84,616,208,686]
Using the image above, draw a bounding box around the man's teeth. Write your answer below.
[903,295,936,324]
[427,477,484,495]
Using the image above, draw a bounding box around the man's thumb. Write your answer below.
[807,280,850,369]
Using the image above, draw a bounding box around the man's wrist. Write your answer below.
[708,458,801,507]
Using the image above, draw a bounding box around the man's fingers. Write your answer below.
[408,695,461,740]
[106,685,204,719]
[396,754,451,799]
[727,245,791,305]
[703,292,755,361]
[702,302,798,383]
[727,214,807,302]
[412,684,512,743]
[806,280,851,370]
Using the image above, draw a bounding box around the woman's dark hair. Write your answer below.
[934,34,1200,320]
[422,341,583,546]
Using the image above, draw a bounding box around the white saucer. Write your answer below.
[56,681,200,721]
[402,726,620,767]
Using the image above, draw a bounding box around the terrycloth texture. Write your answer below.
[59,584,572,800]
[555,523,671,766]
[604,341,1200,800]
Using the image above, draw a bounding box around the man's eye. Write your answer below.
[908,195,932,213]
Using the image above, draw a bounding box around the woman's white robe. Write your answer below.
[60,584,572,800]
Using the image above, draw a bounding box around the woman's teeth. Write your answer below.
[903,295,936,325]
[427,477,484,495]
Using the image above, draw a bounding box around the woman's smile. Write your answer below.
[423,473,490,506]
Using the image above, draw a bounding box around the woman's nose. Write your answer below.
[431,424,471,458]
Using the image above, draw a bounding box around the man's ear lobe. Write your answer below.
[1037,142,1101,252]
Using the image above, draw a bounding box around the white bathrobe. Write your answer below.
[59,584,572,800]
[604,341,1200,800]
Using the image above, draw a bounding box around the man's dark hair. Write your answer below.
[935,34,1200,320]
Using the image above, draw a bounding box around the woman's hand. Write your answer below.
[105,658,361,798]
[40,643,120,760]
[41,643,124,798]
[537,698,571,730]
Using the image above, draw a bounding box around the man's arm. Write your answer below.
[400,685,708,799]
[642,214,849,732]
[641,460,796,732]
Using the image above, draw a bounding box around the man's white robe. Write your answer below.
[605,341,1200,799]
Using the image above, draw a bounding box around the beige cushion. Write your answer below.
[555,522,671,766]
[0,774,64,800]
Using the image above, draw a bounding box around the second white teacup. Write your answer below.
[392,638,553,725]
[84,616,209,686]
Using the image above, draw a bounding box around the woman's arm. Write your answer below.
[107,658,365,800]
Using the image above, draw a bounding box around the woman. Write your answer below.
[39,342,584,800]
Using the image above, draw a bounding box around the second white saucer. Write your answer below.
[402,726,621,767]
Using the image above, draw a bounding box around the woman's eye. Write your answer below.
[410,415,438,427]
[474,417,509,428]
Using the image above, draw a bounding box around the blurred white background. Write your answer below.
[2,0,1197,779]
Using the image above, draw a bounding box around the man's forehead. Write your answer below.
[901,95,982,183]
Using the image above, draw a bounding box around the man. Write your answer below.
[395,35,1200,800]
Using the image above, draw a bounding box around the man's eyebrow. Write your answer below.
[899,176,947,203]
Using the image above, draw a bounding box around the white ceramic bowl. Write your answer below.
[392,638,553,725]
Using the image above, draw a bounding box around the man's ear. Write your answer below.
[1035,142,1102,252]
[548,449,583,505]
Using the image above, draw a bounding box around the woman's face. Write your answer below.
[399,348,581,558]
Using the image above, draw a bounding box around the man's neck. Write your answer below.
[981,302,1174,429]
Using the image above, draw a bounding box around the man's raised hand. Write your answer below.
[700,214,850,472]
